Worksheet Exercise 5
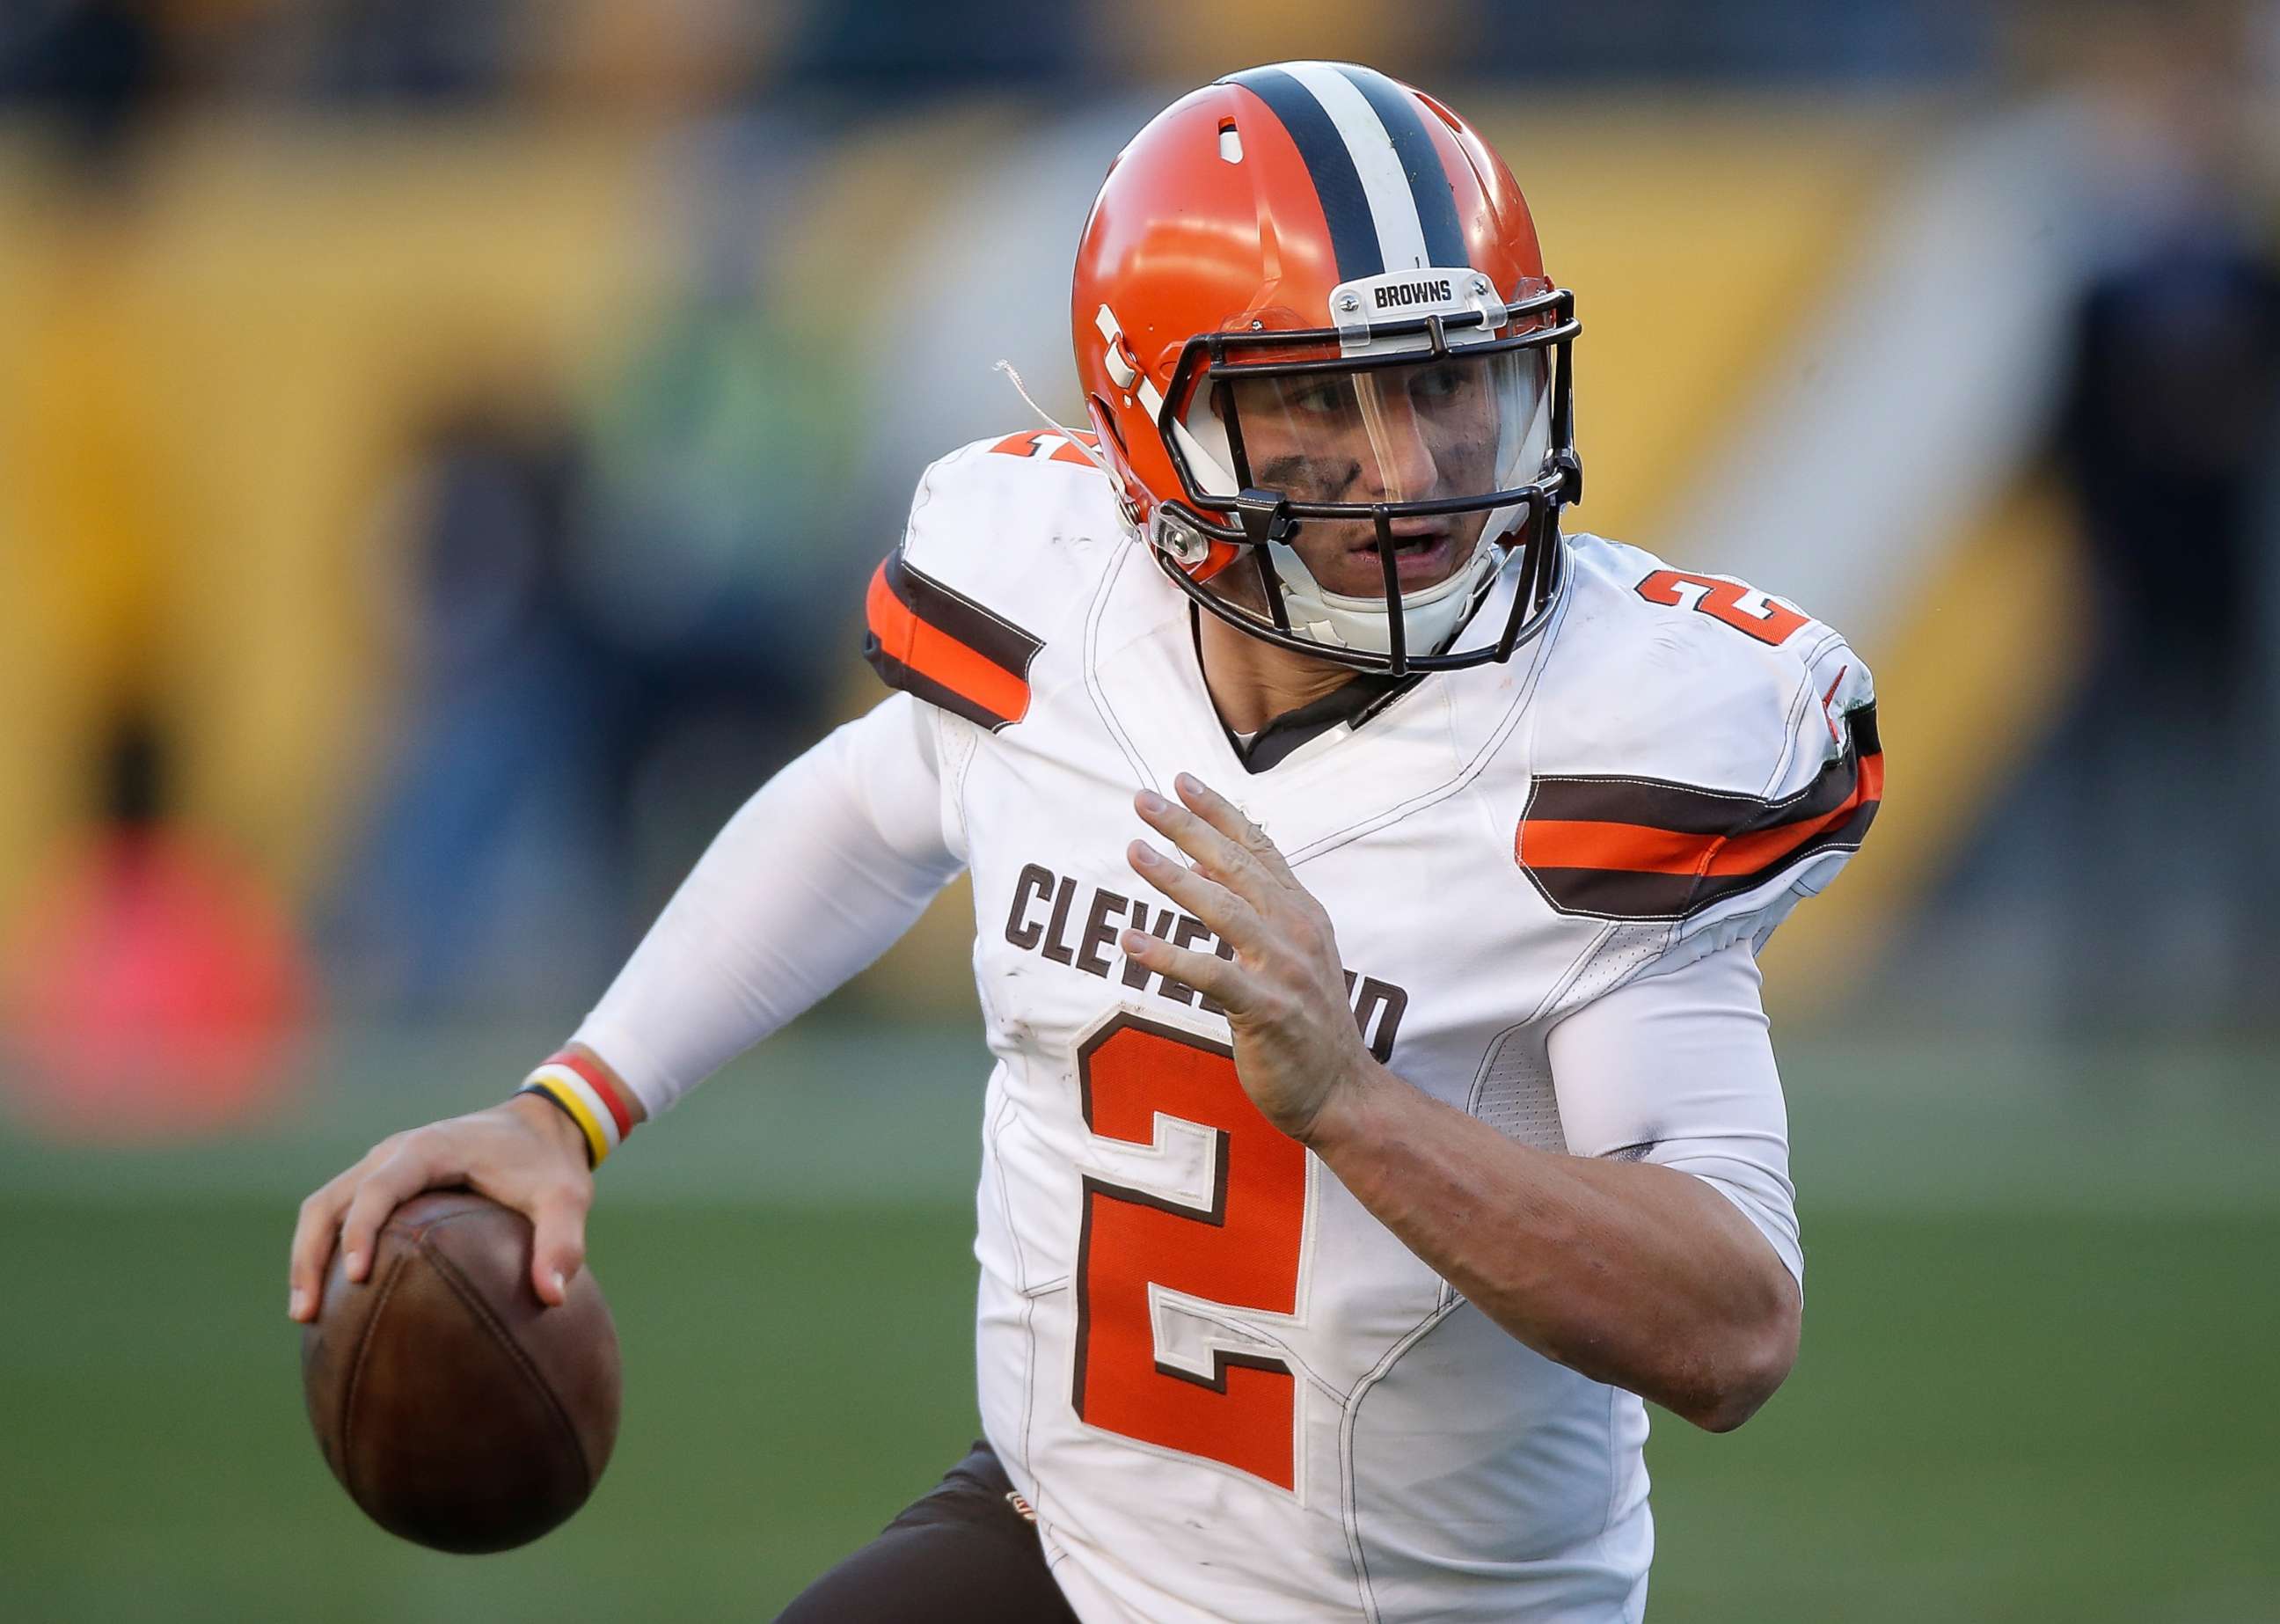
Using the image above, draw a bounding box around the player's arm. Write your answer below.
[289,694,962,1320]
[1310,956,1799,1433]
[1124,774,1798,1433]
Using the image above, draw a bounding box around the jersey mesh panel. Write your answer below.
[1473,1033,1568,1152]
[1472,923,1669,1150]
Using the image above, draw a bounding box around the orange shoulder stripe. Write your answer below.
[866,560,1033,725]
[1520,750,1883,877]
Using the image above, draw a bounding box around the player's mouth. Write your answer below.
[1355,523,1455,589]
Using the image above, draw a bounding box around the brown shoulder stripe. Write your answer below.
[863,545,1044,732]
[1516,704,1882,920]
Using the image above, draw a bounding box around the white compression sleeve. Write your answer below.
[571,693,964,1117]
[1546,944,1803,1286]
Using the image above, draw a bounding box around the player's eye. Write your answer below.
[1286,379,1355,417]
[1408,362,1466,406]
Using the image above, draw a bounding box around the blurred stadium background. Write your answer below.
[2,0,2277,1619]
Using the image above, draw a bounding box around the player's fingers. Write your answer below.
[1173,772,1297,882]
[1128,840,1264,947]
[1121,925,1251,1013]
[1135,788,1266,899]
[289,1132,405,1318]
[289,1174,361,1321]
[335,1140,447,1287]
[526,1181,591,1308]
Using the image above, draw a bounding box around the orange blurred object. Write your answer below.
[0,826,309,1138]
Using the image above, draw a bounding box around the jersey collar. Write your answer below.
[1188,607,1421,774]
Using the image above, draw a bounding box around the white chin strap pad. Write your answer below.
[1265,512,1516,657]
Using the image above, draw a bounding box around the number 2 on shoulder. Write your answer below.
[1636,568,1809,646]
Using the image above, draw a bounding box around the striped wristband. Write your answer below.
[517,1050,637,1168]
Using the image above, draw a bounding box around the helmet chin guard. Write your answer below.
[1149,454,1575,677]
[1265,507,1509,658]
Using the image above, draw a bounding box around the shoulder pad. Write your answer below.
[863,432,1120,732]
[1517,535,1882,939]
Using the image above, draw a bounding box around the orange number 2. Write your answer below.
[1072,1017,1306,1491]
[1635,568,1809,646]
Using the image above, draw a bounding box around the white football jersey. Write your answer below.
[858,430,1881,1623]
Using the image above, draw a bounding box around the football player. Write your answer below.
[291,61,1880,1623]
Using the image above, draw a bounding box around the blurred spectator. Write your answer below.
[782,0,1088,95]
[0,0,165,178]
[295,0,523,106]
[0,1,161,111]
[571,123,866,908]
[1465,0,1987,83]
[2048,8,2280,1035]
[321,397,619,1013]
[0,706,308,1138]
[325,305,860,1015]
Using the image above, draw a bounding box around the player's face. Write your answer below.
[1223,353,1513,599]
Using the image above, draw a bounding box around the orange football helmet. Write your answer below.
[1071,62,1581,675]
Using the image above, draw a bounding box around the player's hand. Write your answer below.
[288,1092,593,1323]
[1125,773,1376,1143]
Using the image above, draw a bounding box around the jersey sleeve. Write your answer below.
[570,692,964,1119]
[1546,943,1801,1285]
[861,432,1111,731]
[1520,553,1882,969]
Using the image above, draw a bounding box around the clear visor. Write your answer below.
[1180,347,1553,510]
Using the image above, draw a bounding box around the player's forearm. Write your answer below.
[1304,1066,1800,1432]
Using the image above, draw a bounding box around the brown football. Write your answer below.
[301,1189,620,1553]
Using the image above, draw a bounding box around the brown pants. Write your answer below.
[774,1440,1079,1623]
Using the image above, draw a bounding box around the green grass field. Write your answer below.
[2,1026,2274,1621]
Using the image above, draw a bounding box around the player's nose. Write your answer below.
[1360,389,1438,501]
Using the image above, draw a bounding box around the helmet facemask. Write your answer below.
[1149,283,1581,676]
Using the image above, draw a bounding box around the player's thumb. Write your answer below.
[529,1182,591,1307]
